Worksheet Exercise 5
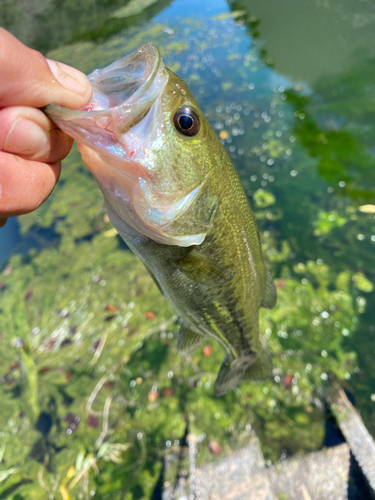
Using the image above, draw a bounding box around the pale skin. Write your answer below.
[0,28,93,228]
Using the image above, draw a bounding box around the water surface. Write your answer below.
[1,0,374,498]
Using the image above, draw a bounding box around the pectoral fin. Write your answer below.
[131,178,218,247]
[214,347,272,395]
[178,324,205,355]
[173,249,232,284]
[261,270,277,309]
[133,182,202,237]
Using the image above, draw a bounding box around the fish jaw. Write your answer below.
[45,43,214,246]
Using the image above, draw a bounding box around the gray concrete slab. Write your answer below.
[163,435,276,500]
[268,443,350,500]
[196,437,277,500]
[163,382,375,500]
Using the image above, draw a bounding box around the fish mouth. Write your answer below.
[89,41,162,111]
[45,43,194,246]
[44,42,167,152]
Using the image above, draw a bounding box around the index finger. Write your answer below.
[0,28,92,109]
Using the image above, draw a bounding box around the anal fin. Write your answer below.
[262,270,277,309]
[214,346,272,395]
[178,324,205,355]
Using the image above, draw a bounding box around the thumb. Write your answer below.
[0,28,92,109]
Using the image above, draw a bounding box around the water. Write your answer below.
[1,0,375,497]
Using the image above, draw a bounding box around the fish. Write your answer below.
[44,42,277,395]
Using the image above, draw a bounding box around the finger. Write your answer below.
[0,28,92,109]
[0,106,73,164]
[0,151,61,217]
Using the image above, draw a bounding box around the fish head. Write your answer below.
[45,43,221,246]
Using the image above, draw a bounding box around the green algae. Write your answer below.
[221,82,233,91]
[0,231,361,497]
[160,41,190,56]
[111,0,162,19]
[313,210,348,236]
[253,189,276,208]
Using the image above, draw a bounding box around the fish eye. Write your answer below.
[173,106,201,136]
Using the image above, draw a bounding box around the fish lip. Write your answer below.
[117,41,162,106]
[44,42,165,134]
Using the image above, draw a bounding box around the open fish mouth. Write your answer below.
[44,43,209,247]
[88,42,162,111]
[44,42,167,153]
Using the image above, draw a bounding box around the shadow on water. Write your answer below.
[228,0,375,85]
[0,0,173,53]
[228,0,375,202]
[0,218,21,269]
[0,217,60,268]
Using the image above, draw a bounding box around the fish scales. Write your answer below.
[44,42,276,395]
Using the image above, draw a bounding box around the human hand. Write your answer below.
[0,28,93,228]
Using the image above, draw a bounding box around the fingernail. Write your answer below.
[47,59,90,96]
[0,218,7,228]
[5,118,48,156]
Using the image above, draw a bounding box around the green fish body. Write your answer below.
[45,43,276,394]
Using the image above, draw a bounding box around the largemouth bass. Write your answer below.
[45,43,276,395]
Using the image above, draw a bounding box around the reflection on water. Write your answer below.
[0,0,375,497]
[230,0,375,84]
[0,0,173,52]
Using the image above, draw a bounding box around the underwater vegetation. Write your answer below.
[1,4,375,498]
[0,226,363,498]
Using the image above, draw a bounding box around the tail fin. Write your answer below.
[214,346,272,396]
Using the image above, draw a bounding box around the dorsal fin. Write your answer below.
[261,270,277,309]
